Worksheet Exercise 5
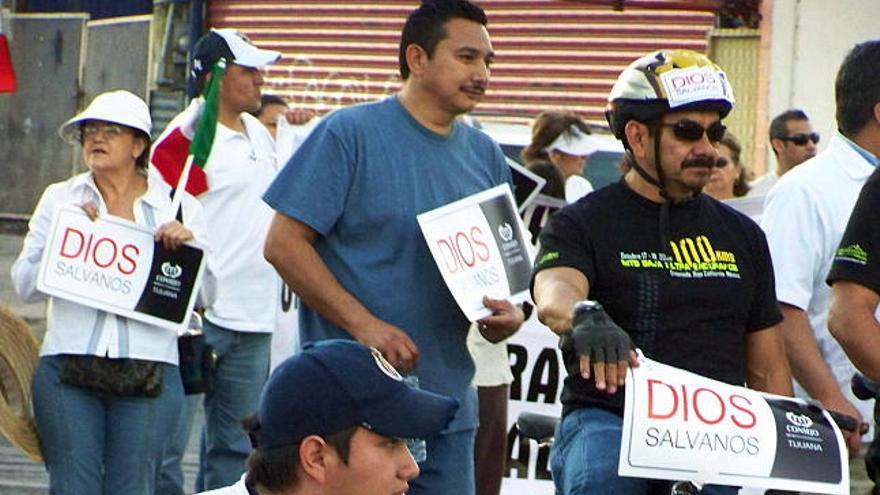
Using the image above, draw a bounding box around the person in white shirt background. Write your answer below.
[760,41,880,468]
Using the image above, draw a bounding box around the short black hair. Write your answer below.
[252,94,288,117]
[398,0,488,80]
[835,40,880,137]
[244,415,358,492]
[769,109,809,140]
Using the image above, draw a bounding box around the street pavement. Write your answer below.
[0,231,876,494]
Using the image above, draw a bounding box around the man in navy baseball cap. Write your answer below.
[191,28,281,80]
[196,340,459,495]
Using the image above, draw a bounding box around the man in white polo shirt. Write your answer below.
[761,41,880,463]
[151,28,282,492]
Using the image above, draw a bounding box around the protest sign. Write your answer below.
[36,205,206,331]
[621,355,848,494]
[521,194,567,249]
[271,283,301,371]
[503,312,563,494]
[417,184,532,321]
[508,158,546,212]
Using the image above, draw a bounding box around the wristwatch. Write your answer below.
[572,300,602,317]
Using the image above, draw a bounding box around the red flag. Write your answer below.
[0,15,17,93]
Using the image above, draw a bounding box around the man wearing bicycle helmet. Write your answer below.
[531,50,793,494]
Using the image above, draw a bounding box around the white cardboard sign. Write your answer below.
[36,205,207,331]
[621,355,848,494]
[503,312,564,494]
[417,184,532,321]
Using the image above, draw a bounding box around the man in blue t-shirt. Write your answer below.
[262,2,523,494]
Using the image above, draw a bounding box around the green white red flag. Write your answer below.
[151,59,226,197]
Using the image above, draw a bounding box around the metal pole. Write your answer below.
[185,0,204,101]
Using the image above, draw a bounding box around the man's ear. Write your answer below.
[624,120,652,163]
[404,43,429,78]
[299,435,332,484]
[769,137,785,155]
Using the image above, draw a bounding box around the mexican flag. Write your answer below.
[0,11,17,93]
[151,59,226,197]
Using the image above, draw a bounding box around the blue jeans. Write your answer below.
[195,319,271,491]
[32,355,183,495]
[408,429,476,495]
[550,408,739,495]
[156,393,201,495]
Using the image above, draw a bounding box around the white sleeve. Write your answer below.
[274,117,320,168]
[10,185,59,303]
[760,178,823,310]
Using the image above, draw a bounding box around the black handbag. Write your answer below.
[59,354,163,397]
[178,327,216,395]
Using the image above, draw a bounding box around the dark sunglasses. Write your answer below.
[778,132,820,146]
[661,120,726,143]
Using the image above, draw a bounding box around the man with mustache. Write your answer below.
[532,50,793,494]
[261,1,523,494]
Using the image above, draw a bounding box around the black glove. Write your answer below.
[570,301,633,364]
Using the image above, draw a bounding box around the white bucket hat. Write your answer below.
[58,90,152,143]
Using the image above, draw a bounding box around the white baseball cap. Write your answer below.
[58,90,152,143]
[191,28,281,79]
[546,125,598,157]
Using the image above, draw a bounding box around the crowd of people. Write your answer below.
[9,0,880,494]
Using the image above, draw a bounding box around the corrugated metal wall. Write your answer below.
[207,0,716,124]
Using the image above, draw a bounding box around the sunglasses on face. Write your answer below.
[660,120,727,144]
[80,123,127,140]
[778,132,820,146]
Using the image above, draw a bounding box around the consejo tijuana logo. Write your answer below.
[161,262,183,279]
[785,411,813,428]
[497,222,514,242]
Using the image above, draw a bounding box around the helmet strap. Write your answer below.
[626,122,672,202]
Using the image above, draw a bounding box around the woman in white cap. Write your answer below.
[522,110,596,203]
[11,90,209,494]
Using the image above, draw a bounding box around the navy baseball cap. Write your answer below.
[255,340,459,449]
[191,28,281,80]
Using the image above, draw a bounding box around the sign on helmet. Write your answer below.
[605,50,735,141]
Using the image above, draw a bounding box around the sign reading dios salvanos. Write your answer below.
[417,184,532,321]
[621,354,848,494]
[36,205,207,331]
